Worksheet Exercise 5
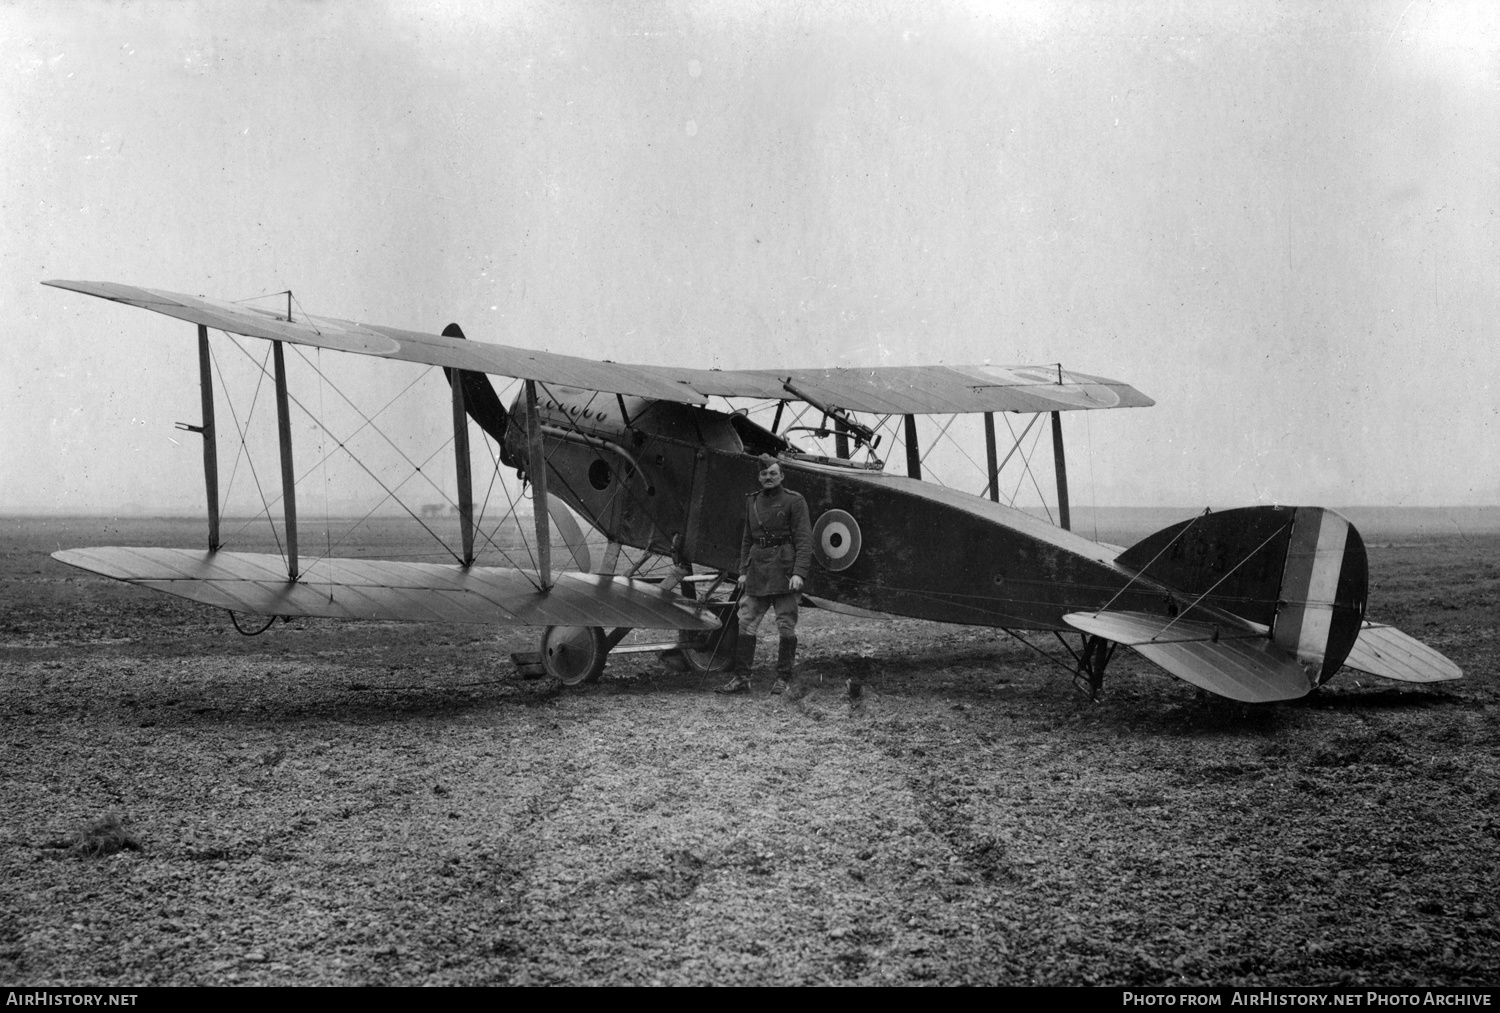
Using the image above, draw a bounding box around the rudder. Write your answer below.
[1115,505,1366,683]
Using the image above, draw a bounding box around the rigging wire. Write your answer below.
[1086,411,1099,543]
[316,347,335,601]
[1149,518,1295,641]
[468,377,521,548]
[919,413,960,466]
[1090,508,1210,617]
[473,417,540,578]
[224,337,465,566]
[209,340,284,562]
[276,345,553,575]
[1002,414,1054,524]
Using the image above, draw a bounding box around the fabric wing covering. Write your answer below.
[42,281,1153,416]
[1341,622,1463,683]
[52,548,719,630]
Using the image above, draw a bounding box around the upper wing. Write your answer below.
[53,547,719,630]
[42,281,705,403]
[44,280,1152,415]
[638,363,1154,414]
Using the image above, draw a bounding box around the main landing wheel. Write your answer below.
[675,611,740,673]
[540,625,608,686]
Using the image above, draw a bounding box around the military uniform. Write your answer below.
[720,478,813,694]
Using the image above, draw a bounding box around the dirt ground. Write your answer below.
[0,516,1496,986]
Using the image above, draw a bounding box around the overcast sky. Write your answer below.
[4,0,1497,518]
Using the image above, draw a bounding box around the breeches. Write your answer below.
[737,592,800,638]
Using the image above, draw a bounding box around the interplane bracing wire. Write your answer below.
[208,340,285,563]
[1003,413,1055,524]
[217,335,457,560]
[276,350,545,579]
[1085,411,1099,543]
[919,414,960,467]
[316,347,334,601]
[218,359,445,559]
[994,413,1042,500]
[918,414,987,490]
[473,424,539,576]
[265,351,546,582]
[469,380,519,548]
[868,414,906,463]
[279,350,530,573]
[935,422,990,495]
[222,334,525,572]
[273,362,443,503]
[468,377,522,541]
[779,403,814,445]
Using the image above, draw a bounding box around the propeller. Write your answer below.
[545,494,593,574]
[440,323,590,572]
[441,323,520,468]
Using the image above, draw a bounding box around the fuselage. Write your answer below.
[509,388,1179,631]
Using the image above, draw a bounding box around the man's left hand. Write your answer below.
[789,576,804,593]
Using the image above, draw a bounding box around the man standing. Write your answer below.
[717,454,814,695]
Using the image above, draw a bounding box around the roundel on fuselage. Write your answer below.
[813,509,862,571]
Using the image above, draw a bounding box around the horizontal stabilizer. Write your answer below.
[1064,610,1312,703]
[52,547,718,631]
[1063,610,1261,646]
[1342,622,1463,683]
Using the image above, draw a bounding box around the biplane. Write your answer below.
[42,280,1462,704]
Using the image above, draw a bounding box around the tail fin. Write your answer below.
[1115,506,1367,683]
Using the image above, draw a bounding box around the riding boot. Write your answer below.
[716,635,757,694]
[772,635,797,696]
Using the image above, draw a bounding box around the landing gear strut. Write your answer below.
[1075,634,1116,700]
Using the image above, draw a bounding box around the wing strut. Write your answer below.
[983,412,999,503]
[1050,411,1071,531]
[903,415,921,479]
[523,380,551,590]
[195,325,221,550]
[450,366,475,566]
[175,324,221,549]
[272,340,299,580]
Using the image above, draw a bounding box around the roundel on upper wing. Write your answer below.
[813,509,862,571]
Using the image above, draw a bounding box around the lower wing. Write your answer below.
[53,547,718,630]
